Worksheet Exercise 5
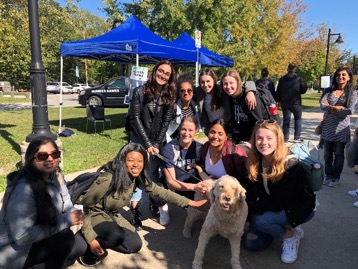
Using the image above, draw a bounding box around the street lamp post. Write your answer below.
[324,28,344,76]
[26,0,56,142]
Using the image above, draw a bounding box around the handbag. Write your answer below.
[314,121,323,135]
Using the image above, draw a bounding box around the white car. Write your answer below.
[46,82,74,94]
[72,83,90,94]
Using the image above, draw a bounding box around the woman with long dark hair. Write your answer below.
[75,142,207,266]
[0,136,86,269]
[128,60,177,229]
[320,67,357,187]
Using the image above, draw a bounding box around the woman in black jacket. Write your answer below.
[128,60,176,230]
[244,120,315,264]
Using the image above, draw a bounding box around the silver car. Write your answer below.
[46,82,74,94]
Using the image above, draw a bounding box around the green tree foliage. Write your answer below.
[118,0,308,80]
[0,0,117,88]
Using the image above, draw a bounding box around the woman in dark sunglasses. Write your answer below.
[243,120,315,264]
[166,74,200,141]
[0,136,86,269]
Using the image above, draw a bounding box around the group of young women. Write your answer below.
[1,62,356,268]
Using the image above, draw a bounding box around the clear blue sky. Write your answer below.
[57,0,358,54]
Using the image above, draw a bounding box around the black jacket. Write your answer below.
[246,161,316,227]
[277,72,307,105]
[129,87,175,149]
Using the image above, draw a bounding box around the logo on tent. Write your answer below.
[126,44,133,51]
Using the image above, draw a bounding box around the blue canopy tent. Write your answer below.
[171,32,233,85]
[171,32,234,68]
[59,15,196,133]
[60,15,196,64]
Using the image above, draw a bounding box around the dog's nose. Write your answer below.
[224,196,231,202]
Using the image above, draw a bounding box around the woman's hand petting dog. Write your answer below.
[188,199,210,211]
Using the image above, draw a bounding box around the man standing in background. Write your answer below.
[277,63,307,142]
[255,67,277,101]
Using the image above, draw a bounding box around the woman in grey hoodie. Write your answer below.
[0,136,86,269]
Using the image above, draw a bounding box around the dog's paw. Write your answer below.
[182,228,192,239]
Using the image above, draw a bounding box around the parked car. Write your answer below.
[46,82,74,94]
[0,81,11,92]
[78,76,131,107]
[72,83,90,94]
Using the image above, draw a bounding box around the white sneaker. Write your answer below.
[353,201,358,208]
[348,189,358,197]
[159,204,170,226]
[328,180,338,188]
[281,234,300,264]
[293,226,304,239]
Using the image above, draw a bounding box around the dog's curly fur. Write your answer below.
[182,178,215,239]
[192,175,248,269]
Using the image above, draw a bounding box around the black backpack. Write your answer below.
[256,87,280,123]
[66,171,101,203]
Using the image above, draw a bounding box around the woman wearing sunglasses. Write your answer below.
[166,74,199,141]
[128,60,176,230]
[75,142,207,266]
[244,120,316,264]
[0,136,86,269]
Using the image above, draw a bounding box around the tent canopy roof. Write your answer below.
[171,32,234,67]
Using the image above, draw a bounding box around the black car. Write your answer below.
[78,76,131,107]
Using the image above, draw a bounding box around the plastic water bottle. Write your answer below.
[268,103,278,116]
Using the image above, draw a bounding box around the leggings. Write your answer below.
[92,221,142,254]
[23,228,86,269]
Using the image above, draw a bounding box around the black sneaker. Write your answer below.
[130,207,143,231]
[149,204,160,218]
[77,250,107,267]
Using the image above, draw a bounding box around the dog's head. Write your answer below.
[210,175,246,212]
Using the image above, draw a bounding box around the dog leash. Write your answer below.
[154,152,202,182]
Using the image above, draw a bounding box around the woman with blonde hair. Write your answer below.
[221,69,278,144]
[244,120,315,264]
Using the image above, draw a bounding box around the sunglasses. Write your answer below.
[180,88,193,94]
[256,119,277,125]
[34,151,61,162]
[157,68,171,78]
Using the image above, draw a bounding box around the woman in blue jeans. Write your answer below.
[244,120,316,264]
[320,67,357,187]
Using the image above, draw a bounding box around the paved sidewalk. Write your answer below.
[2,108,358,268]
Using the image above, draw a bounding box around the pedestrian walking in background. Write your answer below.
[320,67,357,188]
[255,67,277,101]
[128,60,176,230]
[277,63,307,142]
[0,136,86,269]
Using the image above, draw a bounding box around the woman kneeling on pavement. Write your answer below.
[75,142,207,266]
[244,120,316,264]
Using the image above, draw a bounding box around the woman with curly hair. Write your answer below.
[244,120,315,264]
[0,136,86,269]
[128,60,177,229]
[75,142,207,266]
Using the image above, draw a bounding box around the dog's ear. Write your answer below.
[210,180,220,203]
[236,185,246,202]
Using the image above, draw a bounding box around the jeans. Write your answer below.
[324,140,346,180]
[281,104,302,141]
[244,210,314,251]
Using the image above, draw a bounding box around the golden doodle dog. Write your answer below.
[182,164,215,239]
[192,175,248,269]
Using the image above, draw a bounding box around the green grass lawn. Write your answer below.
[0,91,321,192]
